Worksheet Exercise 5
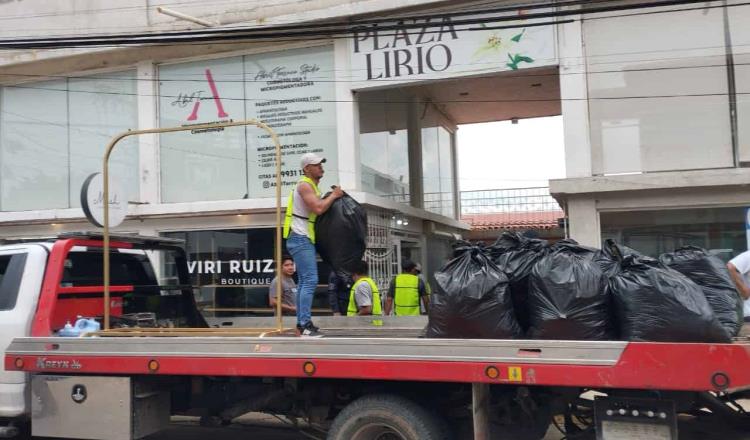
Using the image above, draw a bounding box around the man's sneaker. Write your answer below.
[299,322,323,338]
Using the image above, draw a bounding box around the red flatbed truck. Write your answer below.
[2,234,749,440]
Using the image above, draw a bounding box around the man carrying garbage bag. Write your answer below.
[385,260,430,316]
[283,152,343,337]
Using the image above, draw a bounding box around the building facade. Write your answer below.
[1,0,747,312]
[550,0,750,260]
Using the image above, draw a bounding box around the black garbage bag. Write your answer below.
[488,232,549,332]
[549,238,599,257]
[660,246,743,339]
[608,255,729,343]
[314,193,367,273]
[594,239,643,277]
[426,245,522,339]
[527,244,612,340]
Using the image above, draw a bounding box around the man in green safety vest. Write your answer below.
[282,152,343,337]
[347,260,382,317]
[385,260,430,316]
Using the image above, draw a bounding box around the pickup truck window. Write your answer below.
[0,253,28,311]
[61,251,157,287]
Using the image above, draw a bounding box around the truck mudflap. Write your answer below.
[5,336,750,393]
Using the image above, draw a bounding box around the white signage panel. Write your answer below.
[80,172,127,228]
[349,15,557,87]
[244,46,339,197]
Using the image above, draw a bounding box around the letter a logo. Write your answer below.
[187,68,229,121]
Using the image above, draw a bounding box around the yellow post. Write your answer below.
[101,120,283,331]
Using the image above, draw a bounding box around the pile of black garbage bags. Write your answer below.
[426,232,744,343]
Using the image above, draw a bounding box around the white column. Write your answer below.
[137,60,159,204]
[567,197,600,248]
[333,39,361,192]
[558,15,593,178]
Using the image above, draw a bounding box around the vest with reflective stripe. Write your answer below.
[393,273,420,316]
[282,176,320,243]
[347,277,382,317]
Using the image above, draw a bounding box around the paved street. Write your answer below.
[30,412,749,440]
[133,409,750,440]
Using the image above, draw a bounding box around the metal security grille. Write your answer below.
[364,209,397,306]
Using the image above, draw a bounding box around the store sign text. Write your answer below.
[353,18,458,80]
[187,259,274,275]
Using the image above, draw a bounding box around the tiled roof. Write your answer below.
[461,211,564,231]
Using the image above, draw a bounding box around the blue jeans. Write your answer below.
[286,233,317,327]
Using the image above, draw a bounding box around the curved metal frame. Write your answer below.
[101,120,284,331]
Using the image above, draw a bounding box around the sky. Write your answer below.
[456,116,566,192]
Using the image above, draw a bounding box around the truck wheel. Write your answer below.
[327,394,449,440]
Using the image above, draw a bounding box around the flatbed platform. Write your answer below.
[6,329,750,394]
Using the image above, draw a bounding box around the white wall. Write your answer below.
[0,0,451,66]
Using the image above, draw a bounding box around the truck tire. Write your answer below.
[327,394,449,440]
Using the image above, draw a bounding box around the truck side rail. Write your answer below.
[6,336,750,393]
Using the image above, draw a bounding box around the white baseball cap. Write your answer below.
[300,153,326,169]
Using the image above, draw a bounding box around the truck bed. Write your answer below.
[6,323,750,394]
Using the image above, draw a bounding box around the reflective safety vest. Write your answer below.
[282,176,320,243]
[347,277,382,318]
[393,273,421,316]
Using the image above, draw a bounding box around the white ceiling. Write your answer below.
[415,66,561,125]
[357,66,561,133]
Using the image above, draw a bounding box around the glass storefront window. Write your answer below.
[159,57,248,203]
[585,6,733,174]
[729,3,750,162]
[0,72,138,211]
[1,81,68,211]
[438,126,455,218]
[68,72,139,208]
[158,46,338,203]
[601,207,746,261]
[244,46,339,198]
[162,228,332,316]
[422,125,455,218]
[359,90,410,204]
[361,129,410,203]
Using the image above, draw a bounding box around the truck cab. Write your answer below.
[0,243,46,422]
[0,233,204,435]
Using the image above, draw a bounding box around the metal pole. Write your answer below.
[101,120,283,331]
[472,382,490,440]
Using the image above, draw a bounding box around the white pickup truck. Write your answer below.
[0,233,205,438]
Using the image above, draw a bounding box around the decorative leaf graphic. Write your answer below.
[515,55,534,64]
[511,29,526,42]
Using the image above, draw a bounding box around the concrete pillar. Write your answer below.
[558,13,593,178]
[137,61,159,204]
[334,39,361,192]
[408,95,424,209]
[566,197,600,248]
